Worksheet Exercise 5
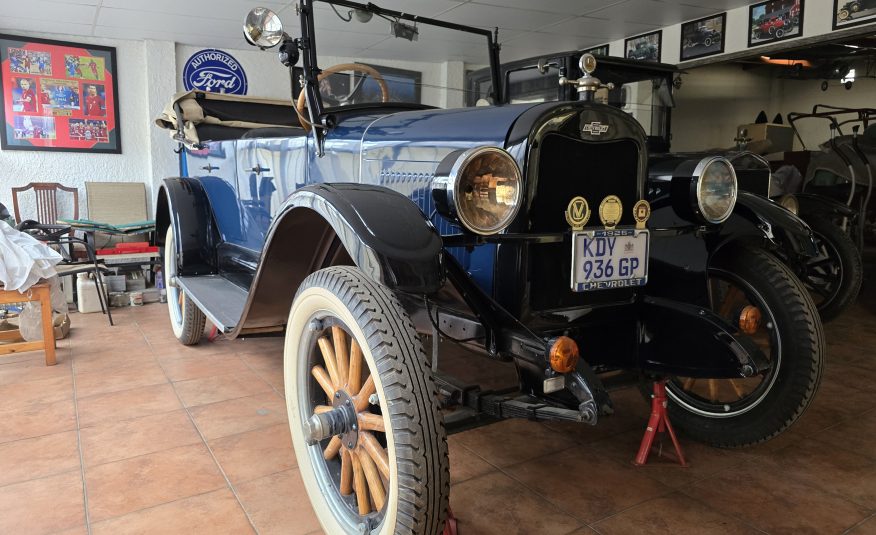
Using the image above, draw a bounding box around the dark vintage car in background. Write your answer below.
[155,3,824,534]
[468,52,863,321]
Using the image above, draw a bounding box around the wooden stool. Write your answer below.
[0,282,56,366]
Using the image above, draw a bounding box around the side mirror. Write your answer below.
[243,7,285,49]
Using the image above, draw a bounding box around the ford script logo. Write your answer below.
[581,121,609,135]
[183,49,248,95]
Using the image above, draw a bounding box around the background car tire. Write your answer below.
[704,37,712,47]
[775,28,785,38]
[163,226,205,345]
[804,216,863,322]
[285,266,449,535]
[664,246,823,447]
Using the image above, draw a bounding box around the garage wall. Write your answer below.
[174,45,465,108]
[0,33,180,222]
[671,64,781,151]
[777,77,876,149]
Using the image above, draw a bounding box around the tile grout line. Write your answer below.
[140,322,262,534]
[842,510,876,534]
[70,337,94,535]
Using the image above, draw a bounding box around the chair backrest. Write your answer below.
[11,182,79,225]
[85,182,148,225]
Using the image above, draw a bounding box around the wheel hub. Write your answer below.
[304,389,358,446]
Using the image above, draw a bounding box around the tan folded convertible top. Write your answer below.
[155,90,298,146]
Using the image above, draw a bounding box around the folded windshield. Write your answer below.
[308,1,494,110]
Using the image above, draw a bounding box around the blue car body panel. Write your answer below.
[181,104,540,294]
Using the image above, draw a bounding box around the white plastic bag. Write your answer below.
[0,221,62,292]
[19,276,68,342]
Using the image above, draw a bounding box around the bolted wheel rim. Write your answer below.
[299,315,391,532]
[668,270,782,417]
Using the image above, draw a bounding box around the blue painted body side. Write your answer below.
[181,104,540,294]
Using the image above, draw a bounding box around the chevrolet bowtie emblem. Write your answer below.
[582,121,609,135]
[565,196,591,231]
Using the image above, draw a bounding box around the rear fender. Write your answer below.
[237,183,444,331]
[155,178,219,276]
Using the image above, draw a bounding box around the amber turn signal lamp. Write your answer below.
[549,336,580,373]
[738,305,761,335]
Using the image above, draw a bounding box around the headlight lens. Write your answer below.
[696,157,737,224]
[778,194,799,215]
[432,147,522,235]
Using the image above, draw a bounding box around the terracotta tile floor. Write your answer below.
[1,276,876,535]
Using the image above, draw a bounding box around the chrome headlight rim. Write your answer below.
[434,146,523,236]
[693,156,738,225]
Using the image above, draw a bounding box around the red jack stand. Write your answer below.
[443,507,459,535]
[634,380,688,467]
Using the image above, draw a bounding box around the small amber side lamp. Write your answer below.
[549,336,580,373]
[739,305,762,335]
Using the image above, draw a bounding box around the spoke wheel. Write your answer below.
[285,267,448,535]
[163,225,205,345]
[664,246,823,447]
[801,217,862,322]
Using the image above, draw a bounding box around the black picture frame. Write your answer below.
[748,0,804,48]
[0,33,121,153]
[832,0,876,29]
[583,44,610,57]
[680,13,727,61]
[624,30,662,63]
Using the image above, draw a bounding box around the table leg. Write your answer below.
[38,286,56,366]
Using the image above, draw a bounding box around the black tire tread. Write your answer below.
[668,246,824,448]
[297,266,449,535]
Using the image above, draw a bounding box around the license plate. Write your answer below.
[571,229,649,291]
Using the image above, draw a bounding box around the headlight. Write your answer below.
[778,194,799,215]
[431,147,522,235]
[670,156,738,224]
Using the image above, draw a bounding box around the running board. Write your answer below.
[176,275,248,333]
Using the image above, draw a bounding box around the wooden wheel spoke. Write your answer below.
[728,378,745,399]
[355,375,376,412]
[718,286,743,317]
[323,436,342,461]
[332,326,350,388]
[314,405,333,415]
[312,365,335,398]
[357,448,386,510]
[708,378,718,402]
[318,337,341,388]
[348,339,363,394]
[350,449,370,515]
[340,449,353,496]
[682,377,696,391]
[360,431,390,480]
[359,412,385,433]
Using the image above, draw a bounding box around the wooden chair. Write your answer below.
[11,182,79,226]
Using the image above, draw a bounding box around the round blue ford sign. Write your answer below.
[183,49,248,95]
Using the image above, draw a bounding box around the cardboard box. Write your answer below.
[738,123,795,153]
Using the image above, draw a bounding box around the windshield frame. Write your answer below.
[299,0,503,126]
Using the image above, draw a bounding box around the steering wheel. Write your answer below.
[296,63,390,130]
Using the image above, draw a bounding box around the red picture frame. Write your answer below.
[0,34,121,153]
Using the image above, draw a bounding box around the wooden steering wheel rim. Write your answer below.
[296,63,390,130]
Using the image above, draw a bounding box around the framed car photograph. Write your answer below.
[0,34,120,153]
[748,0,804,47]
[680,13,726,61]
[833,0,876,28]
[625,31,662,63]
[583,44,610,56]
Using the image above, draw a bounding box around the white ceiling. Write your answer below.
[0,0,751,62]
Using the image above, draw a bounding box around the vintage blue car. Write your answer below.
[155,2,823,534]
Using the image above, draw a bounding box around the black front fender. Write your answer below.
[714,191,818,258]
[237,183,444,332]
